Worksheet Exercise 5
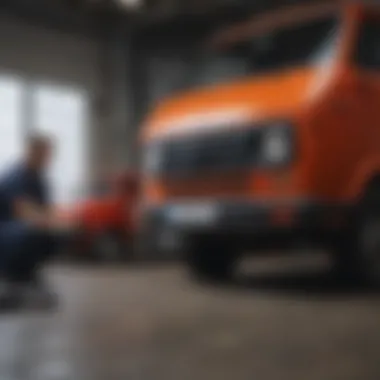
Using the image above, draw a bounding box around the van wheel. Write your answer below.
[356,214,380,287]
[334,202,380,287]
[187,241,236,283]
[332,238,361,283]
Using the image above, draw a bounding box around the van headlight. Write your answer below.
[143,142,164,175]
[260,122,294,166]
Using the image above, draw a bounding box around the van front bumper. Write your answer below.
[141,200,350,254]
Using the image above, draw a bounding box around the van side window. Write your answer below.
[355,18,380,70]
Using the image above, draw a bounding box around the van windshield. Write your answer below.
[186,16,339,89]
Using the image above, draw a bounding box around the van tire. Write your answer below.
[356,213,380,287]
[332,238,362,283]
[187,241,236,283]
[334,185,380,287]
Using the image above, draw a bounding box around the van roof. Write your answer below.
[207,1,349,50]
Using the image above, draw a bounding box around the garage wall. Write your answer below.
[0,14,134,180]
[0,15,98,90]
[104,33,133,167]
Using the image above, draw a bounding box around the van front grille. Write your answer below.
[161,127,262,177]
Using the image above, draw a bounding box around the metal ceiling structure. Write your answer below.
[0,0,333,36]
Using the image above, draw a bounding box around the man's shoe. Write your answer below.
[23,278,58,310]
[0,280,24,311]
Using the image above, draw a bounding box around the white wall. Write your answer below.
[0,15,133,188]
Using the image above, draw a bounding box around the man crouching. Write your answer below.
[0,134,73,310]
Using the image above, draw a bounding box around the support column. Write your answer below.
[92,9,115,180]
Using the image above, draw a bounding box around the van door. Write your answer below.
[354,12,380,150]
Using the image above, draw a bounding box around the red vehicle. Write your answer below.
[61,171,139,262]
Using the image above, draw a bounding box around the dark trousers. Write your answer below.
[0,222,57,282]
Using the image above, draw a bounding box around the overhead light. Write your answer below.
[117,0,142,9]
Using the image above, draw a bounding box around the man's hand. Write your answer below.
[49,217,78,233]
[14,198,50,228]
[14,198,78,232]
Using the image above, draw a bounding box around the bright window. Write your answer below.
[0,75,24,175]
[33,84,89,204]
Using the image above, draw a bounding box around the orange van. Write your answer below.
[140,1,380,284]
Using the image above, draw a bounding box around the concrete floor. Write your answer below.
[1,256,380,380]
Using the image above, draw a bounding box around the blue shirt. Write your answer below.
[0,164,49,222]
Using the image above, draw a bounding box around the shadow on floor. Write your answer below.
[221,270,380,300]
